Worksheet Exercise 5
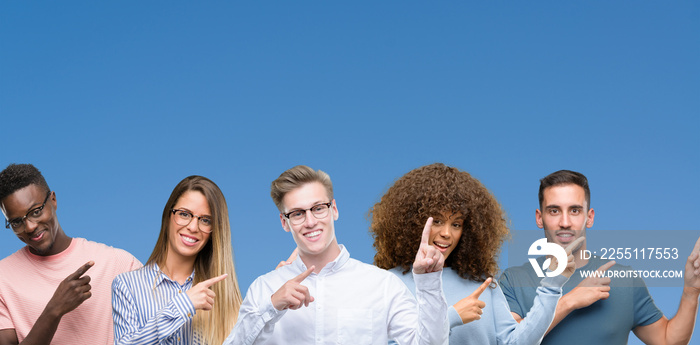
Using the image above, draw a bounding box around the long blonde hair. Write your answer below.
[147,175,242,344]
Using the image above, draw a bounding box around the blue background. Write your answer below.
[1,2,698,344]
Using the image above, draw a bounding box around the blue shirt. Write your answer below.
[112,263,199,344]
[390,266,566,345]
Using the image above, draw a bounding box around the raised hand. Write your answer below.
[567,260,615,310]
[186,274,228,311]
[453,278,492,324]
[47,261,94,317]
[413,218,445,274]
[271,265,315,311]
[683,236,700,291]
[551,237,586,278]
[276,248,299,269]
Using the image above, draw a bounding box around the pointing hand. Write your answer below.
[187,274,228,311]
[271,266,315,310]
[413,218,445,274]
[453,278,492,324]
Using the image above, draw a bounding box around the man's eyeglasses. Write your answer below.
[171,209,213,233]
[5,191,52,232]
[283,202,332,225]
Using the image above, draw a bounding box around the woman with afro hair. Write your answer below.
[370,163,569,344]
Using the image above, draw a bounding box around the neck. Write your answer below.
[34,227,71,256]
[162,252,196,284]
[300,242,341,273]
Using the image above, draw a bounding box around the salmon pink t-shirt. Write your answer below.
[0,238,141,344]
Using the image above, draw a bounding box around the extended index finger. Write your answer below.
[420,217,434,245]
[69,261,94,280]
[201,274,228,288]
[470,277,492,298]
[597,261,616,272]
[292,265,315,283]
[565,237,586,255]
[692,236,700,254]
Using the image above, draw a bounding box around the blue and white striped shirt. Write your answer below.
[112,263,200,344]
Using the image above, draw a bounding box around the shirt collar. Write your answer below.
[292,244,350,274]
[152,262,195,286]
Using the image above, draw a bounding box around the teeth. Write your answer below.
[305,230,322,238]
[435,243,450,248]
[182,236,197,243]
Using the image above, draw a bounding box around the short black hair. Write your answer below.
[0,164,51,202]
[538,170,590,209]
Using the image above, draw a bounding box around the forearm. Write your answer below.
[500,275,567,344]
[114,293,194,345]
[665,287,699,345]
[223,297,285,345]
[414,271,448,345]
[545,295,575,335]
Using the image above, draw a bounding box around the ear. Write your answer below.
[50,191,57,210]
[279,213,291,232]
[586,208,595,228]
[331,199,339,221]
[535,208,544,229]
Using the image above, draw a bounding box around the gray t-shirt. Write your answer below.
[499,256,663,345]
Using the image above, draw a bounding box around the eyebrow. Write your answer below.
[545,204,584,209]
[287,201,328,212]
[175,208,211,217]
[7,201,45,219]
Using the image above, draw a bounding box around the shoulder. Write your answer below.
[77,238,142,269]
[347,258,400,280]
[0,248,29,278]
[77,238,134,257]
[501,261,537,280]
[499,261,541,291]
[249,266,294,291]
[113,264,156,289]
[0,248,27,268]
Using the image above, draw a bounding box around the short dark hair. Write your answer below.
[538,170,590,209]
[0,164,51,202]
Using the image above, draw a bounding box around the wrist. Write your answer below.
[681,286,700,300]
[560,293,578,312]
[42,304,64,321]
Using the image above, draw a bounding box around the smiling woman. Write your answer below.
[369,163,569,345]
[111,176,243,345]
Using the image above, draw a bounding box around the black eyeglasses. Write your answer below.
[5,191,52,232]
[283,202,332,225]
[171,209,213,233]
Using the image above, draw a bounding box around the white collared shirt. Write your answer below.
[224,245,448,345]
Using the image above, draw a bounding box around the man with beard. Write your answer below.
[500,170,700,344]
[0,164,141,345]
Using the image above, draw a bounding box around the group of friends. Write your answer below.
[0,163,698,345]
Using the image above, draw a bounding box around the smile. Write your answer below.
[304,230,322,238]
[434,242,450,248]
[30,230,45,242]
[180,234,199,246]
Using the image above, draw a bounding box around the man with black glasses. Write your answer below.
[224,165,448,345]
[0,164,141,345]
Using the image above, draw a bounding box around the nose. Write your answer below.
[438,224,451,238]
[303,209,318,227]
[24,218,39,233]
[186,217,199,233]
[560,212,572,229]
